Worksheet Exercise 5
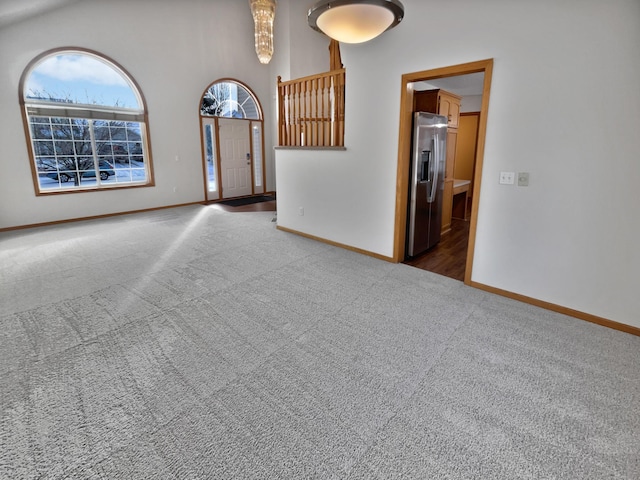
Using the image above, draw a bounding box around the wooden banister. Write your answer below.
[277,68,345,147]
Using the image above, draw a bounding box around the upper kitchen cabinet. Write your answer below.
[413,89,461,129]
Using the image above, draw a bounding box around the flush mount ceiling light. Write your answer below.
[308,0,404,44]
[249,0,276,64]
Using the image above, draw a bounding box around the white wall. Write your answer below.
[0,0,275,228]
[460,95,482,113]
[274,0,640,328]
[285,1,330,80]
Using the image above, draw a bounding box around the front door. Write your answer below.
[219,118,252,198]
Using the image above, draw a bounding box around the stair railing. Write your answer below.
[277,68,345,147]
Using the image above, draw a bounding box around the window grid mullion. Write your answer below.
[88,119,100,186]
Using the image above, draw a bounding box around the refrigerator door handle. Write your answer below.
[427,139,438,203]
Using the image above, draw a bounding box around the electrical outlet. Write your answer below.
[499,171,515,185]
[299,207,304,216]
[518,172,529,186]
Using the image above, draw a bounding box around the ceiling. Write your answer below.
[1,0,486,99]
[413,72,485,97]
[0,0,80,29]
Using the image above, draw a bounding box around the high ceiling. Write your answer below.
[1,0,485,99]
[0,0,80,29]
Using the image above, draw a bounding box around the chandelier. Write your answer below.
[249,0,276,64]
[308,0,404,44]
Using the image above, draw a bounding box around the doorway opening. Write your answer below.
[199,79,266,202]
[393,59,493,285]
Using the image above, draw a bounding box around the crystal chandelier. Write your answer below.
[249,0,276,64]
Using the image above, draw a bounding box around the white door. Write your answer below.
[219,118,252,198]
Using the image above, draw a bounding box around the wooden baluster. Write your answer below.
[327,76,332,147]
[303,79,309,146]
[312,78,318,146]
[299,80,303,146]
[299,81,304,146]
[297,80,301,147]
[317,77,322,147]
[308,79,313,146]
[328,74,333,146]
[332,73,337,147]
[291,82,295,146]
[287,83,292,146]
[329,74,335,146]
[277,77,284,146]
[285,83,291,146]
[326,75,330,147]
[336,70,345,146]
[281,83,286,146]
[307,79,312,146]
[318,76,324,147]
[293,81,298,146]
[322,75,328,146]
[278,85,289,145]
[290,82,296,146]
[296,82,304,146]
[301,80,307,146]
[277,78,281,145]
[341,70,346,146]
[288,82,293,147]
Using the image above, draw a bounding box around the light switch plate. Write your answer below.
[499,171,515,185]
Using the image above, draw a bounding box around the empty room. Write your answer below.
[1,0,639,478]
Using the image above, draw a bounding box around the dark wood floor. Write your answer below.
[403,218,470,281]
[210,199,277,213]
[213,196,469,281]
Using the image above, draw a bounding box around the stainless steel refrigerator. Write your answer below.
[406,112,448,257]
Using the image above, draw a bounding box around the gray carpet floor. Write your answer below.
[1,205,638,479]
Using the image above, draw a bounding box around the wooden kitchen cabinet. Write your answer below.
[441,129,458,233]
[413,89,461,129]
[439,92,461,129]
[442,179,454,234]
[445,129,458,180]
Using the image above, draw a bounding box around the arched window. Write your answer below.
[20,48,154,194]
[201,80,262,120]
[199,79,265,201]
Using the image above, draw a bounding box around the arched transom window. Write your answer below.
[20,48,154,194]
[201,80,262,120]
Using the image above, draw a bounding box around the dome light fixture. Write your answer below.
[249,0,276,64]
[308,0,404,44]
